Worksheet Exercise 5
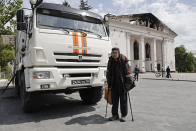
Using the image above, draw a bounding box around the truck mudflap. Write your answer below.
[24,67,107,92]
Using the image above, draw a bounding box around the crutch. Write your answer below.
[128,92,134,122]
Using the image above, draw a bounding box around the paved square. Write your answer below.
[0,79,196,131]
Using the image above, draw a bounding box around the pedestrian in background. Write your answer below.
[134,65,139,81]
[166,66,172,78]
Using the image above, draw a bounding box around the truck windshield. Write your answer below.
[37,13,107,37]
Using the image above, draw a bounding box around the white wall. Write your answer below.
[110,27,127,55]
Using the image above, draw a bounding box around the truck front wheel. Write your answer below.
[20,71,38,113]
[79,86,103,104]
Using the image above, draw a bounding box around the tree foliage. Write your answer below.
[175,45,195,72]
[79,0,92,10]
[0,0,22,35]
[186,52,195,71]
[0,38,14,72]
[194,58,196,71]
[62,0,71,7]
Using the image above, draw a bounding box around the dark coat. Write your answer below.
[106,54,130,92]
[134,67,140,74]
[166,67,170,74]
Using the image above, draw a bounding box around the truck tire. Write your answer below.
[20,71,38,113]
[79,86,103,104]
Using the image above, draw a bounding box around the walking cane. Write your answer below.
[105,87,109,118]
[128,92,134,122]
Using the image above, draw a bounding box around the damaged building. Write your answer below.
[105,13,177,72]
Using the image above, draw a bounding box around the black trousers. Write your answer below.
[166,73,172,78]
[111,87,128,117]
[134,73,139,81]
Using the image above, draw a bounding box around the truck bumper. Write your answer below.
[24,67,107,92]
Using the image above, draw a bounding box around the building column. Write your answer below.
[151,38,157,71]
[129,36,135,72]
[130,38,134,68]
[126,33,135,71]
[139,36,146,72]
[162,39,167,71]
[126,33,131,63]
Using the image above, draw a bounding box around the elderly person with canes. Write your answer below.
[106,47,135,122]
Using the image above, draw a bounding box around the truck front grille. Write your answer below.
[56,59,100,63]
[54,52,102,64]
[54,53,101,57]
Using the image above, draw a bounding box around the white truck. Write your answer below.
[14,0,111,112]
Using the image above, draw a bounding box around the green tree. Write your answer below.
[175,45,186,72]
[62,0,71,7]
[186,52,195,72]
[0,0,23,35]
[194,57,196,72]
[175,45,195,72]
[79,0,92,10]
[0,38,14,72]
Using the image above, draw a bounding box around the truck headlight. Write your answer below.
[33,71,50,79]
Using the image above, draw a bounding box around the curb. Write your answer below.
[142,78,196,82]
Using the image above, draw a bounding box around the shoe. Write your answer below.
[108,115,119,121]
[120,117,126,122]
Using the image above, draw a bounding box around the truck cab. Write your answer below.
[15,2,111,112]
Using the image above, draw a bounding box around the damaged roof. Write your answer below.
[106,13,177,37]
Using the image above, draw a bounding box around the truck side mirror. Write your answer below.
[106,26,110,36]
[17,9,24,23]
[103,15,110,36]
[17,9,27,31]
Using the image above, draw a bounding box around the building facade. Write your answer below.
[106,13,177,72]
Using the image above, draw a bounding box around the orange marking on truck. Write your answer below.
[84,34,87,55]
[81,33,85,55]
[72,32,76,54]
[75,32,79,54]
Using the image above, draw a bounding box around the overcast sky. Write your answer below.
[23,0,196,52]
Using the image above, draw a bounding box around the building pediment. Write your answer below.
[106,13,177,37]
